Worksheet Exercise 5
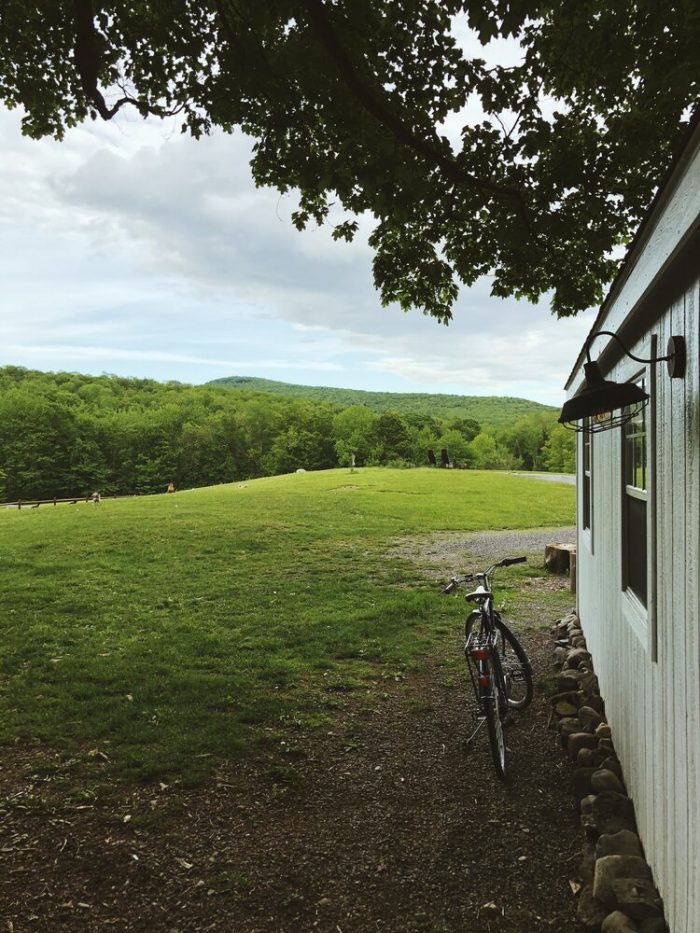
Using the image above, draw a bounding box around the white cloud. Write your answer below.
[0,104,593,406]
[2,343,342,371]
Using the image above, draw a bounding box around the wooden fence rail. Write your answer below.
[4,496,99,509]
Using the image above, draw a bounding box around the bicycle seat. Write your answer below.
[466,588,490,603]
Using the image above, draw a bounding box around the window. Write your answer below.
[582,424,591,532]
[623,379,648,607]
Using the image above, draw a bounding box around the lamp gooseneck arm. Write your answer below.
[585,330,674,365]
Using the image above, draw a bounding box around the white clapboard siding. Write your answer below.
[568,120,700,933]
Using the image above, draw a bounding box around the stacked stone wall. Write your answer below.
[550,612,668,933]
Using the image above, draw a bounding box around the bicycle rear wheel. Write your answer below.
[480,657,508,781]
[495,617,533,710]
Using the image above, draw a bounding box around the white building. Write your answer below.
[564,114,700,932]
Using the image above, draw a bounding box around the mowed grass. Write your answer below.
[0,468,574,782]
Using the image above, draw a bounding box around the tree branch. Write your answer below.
[300,0,531,217]
[73,0,183,121]
[73,0,125,118]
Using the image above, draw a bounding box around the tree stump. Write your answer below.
[545,543,576,575]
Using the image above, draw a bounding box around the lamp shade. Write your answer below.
[559,361,649,433]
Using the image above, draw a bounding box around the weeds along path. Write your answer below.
[0,527,584,932]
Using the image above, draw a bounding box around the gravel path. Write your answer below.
[508,472,575,486]
[393,525,576,578]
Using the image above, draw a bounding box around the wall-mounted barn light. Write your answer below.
[558,330,686,434]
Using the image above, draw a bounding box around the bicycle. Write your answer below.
[443,556,533,780]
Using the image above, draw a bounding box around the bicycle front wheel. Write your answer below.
[480,658,508,781]
[495,619,533,710]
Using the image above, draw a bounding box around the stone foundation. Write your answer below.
[550,611,669,933]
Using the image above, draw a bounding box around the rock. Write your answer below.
[581,812,600,840]
[596,723,612,740]
[640,919,669,933]
[588,816,637,842]
[559,715,581,730]
[586,694,606,715]
[590,747,612,768]
[577,885,608,928]
[592,769,625,794]
[593,855,653,908]
[592,792,636,824]
[579,673,601,695]
[554,646,569,665]
[568,732,599,760]
[599,737,616,752]
[611,878,663,922]
[571,636,587,648]
[579,845,596,885]
[568,626,584,639]
[582,793,636,840]
[564,648,592,670]
[579,706,604,731]
[576,747,595,768]
[560,721,583,748]
[601,756,623,778]
[558,672,583,692]
[555,701,579,718]
[596,829,644,860]
[581,794,597,814]
[602,911,640,932]
[573,767,597,798]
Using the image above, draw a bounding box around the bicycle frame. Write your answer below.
[444,556,530,780]
[463,574,509,726]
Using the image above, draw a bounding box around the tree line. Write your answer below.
[209,376,557,427]
[0,367,574,501]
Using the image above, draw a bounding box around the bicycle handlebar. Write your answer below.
[442,557,527,593]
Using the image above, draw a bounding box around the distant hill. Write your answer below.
[207,376,557,427]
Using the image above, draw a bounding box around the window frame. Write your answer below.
[619,360,656,652]
[580,422,593,553]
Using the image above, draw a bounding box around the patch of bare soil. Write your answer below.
[0,536,585,932]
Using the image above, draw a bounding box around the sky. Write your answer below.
[0,93,596,408]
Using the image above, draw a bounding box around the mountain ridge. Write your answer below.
[207,375,557,427]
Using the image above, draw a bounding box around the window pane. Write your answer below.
[582,425,591,530]
[622,375,648,606]
[624,383,647,492]
[626,495,647,606]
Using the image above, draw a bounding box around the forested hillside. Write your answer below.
[0,367,574,501]
[208,376,556,426]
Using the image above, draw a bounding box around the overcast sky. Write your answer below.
[0,99,595,407]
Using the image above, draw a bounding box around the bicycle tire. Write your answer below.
[480,656,508,781]
[495,617,533,710]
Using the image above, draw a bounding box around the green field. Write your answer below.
[0,468,574,783]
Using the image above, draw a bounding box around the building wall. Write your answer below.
[572,183,700,929]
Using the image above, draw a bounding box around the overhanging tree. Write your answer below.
[2,1,699,319]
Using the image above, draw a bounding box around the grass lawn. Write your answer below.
[0,468,574,783]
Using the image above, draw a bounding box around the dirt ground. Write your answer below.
[1,532,586,933]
